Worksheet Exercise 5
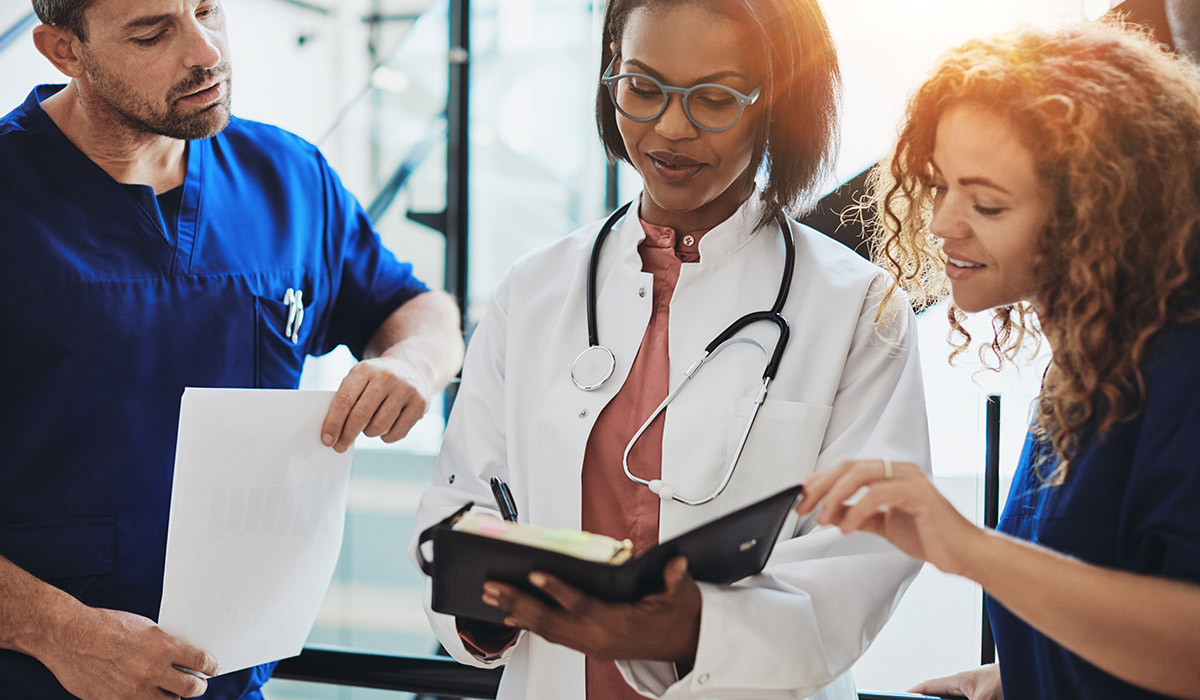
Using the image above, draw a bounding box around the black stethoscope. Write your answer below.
[570,202,795,505]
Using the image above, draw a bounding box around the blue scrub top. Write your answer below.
[0,86,429,699]
[988,320,1200,699]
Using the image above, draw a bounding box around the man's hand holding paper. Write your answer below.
[158,389,355,677]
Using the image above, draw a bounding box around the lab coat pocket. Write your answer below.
[718,399,832,516]
[0,517,117,608]
[255,294,309,389]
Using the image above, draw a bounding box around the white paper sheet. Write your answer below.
[158,388,353,676]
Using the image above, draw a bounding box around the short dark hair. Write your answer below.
[31,0,97,40]
[596,0,842,227]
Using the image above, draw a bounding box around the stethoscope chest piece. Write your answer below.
[571,345,617,391]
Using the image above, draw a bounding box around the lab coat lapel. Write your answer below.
[527,208,651,531]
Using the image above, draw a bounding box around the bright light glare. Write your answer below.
[370,67,411,94]
[1085,0,1116,20]
[821,0,1088,186]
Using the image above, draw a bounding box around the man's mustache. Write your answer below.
[172,62,232,98]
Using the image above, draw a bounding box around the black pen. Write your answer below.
[489,476,519,522]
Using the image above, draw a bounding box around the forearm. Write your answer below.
[364,290,464,391]
[0,554,80,659]
[620,531,919,699]
[963,529,1200,698]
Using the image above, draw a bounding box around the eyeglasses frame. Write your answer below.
[600,55,762,133]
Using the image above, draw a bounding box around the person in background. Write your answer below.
[410,0,930,698]
[0,1,463,698]
[797,21,1200,700]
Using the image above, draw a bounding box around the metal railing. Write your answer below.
[272,645,966,700]
[274,647,500,696]
[0,10,36,55]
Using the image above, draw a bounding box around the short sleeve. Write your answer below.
[313,153,429,358]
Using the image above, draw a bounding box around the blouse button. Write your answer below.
[638,287,647,298]
[579,409,589,419]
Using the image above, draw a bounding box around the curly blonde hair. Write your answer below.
[870,22,1200,480]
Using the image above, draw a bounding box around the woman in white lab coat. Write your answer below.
[410,1,931,698]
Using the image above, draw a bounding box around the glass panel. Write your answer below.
[465,0,610,322]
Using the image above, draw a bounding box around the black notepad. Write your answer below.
[416,483,804,625]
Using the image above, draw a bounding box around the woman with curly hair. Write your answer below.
[796,21,1200,700]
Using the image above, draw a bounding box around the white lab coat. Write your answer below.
[409,194,931,700]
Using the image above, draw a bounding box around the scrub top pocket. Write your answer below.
[254,293,310,389]
[0,517,117,608]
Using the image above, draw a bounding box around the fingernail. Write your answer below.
[529,573,547,587]
[483,583,500,597]
[334,444,346,454]
[322,433,334,446]
[482,593,499,607]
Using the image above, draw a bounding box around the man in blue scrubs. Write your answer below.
[0,1,465,698]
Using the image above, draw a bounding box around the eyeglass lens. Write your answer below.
[612,75,745,130]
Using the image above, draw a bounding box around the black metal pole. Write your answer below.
[605,160,620,211]
[981,393,1001,665]
[447,0,470,334]
[441,0,470,419]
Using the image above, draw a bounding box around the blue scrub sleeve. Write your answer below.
[1120,326,1200,581]
[312,153,429,359]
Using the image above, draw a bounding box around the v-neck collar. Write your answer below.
[26,84,206,276]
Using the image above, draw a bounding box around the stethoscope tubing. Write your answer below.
[585,201,634,348]
[621,337,774,505]
[576,201,796,506]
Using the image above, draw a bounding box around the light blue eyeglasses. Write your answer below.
[600,55,762,133]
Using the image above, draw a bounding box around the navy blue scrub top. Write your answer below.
[0,86,429,699]
[988,320,1200,699]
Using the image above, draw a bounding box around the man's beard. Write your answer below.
[82,55,233,140]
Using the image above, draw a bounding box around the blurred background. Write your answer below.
[0,0,1131,696]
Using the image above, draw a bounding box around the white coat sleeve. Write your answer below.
[406,274,526,668]
[617,278,932,699]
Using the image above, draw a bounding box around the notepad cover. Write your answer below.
[416,483,804,625]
